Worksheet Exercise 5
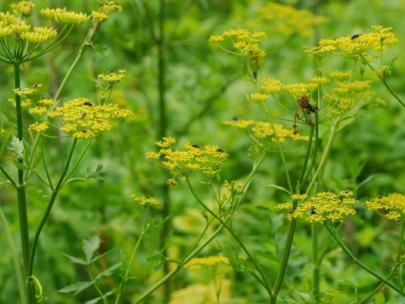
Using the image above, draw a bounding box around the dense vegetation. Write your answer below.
[0,1,404,303]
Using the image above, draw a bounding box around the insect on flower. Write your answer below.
[351,33,362,40]
[309,206,317,215]
[192,144,201,149]
[299,95,317,114]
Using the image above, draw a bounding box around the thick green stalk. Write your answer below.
[28,139,78,276]
[325,224,404,296]
[155,0,171,301]
[14,63,36,304]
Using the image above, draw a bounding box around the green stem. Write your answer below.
[312,223,320,303]
[0,205,27,304]
[28,139,78,276]
[156,0,171,301]
[325,224,404,296]
[0,164,17,188]
[114,229,146,304]
[186,177,272,295]
[360,55,405,108]
[298,125,314,191]
[54,23,99,101]
[359,221,405,303]
[306,116,340,194]
[270,218,297,304]
[14,63,36,304]
[133,225,224,304]
[303,113,320,190]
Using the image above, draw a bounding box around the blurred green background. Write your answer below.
[0,0,404,303]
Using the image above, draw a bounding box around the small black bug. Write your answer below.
[309,206,317,215]
[192,144,201,149]
[216,148,225,153]
[83,101,93,106]
[351,34,361,40]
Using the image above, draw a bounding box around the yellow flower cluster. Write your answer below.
[307,26,398,56]
[366,193,405,221]
[0,15,31,38]
[186,256,229,270]
[278,191,356,223]
[147,137,228,177]
[20,26,57,43]
[41,8,89,24]
[247,78,283,103]
[329,70,353,80]
[210,29,266,67]
[258,2,327,38]
[92,1,122,22]
[98,69,126,83]
[132,195,162,210]
[10,1,35,16]
[14,84,42,97]
[223,119,308,143]
[323,78,372,115]
[45,98,132,139]
[28,122,48,133]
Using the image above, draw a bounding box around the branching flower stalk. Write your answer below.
[136,150,265,302]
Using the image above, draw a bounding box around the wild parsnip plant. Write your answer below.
[1,1,405,304]
[0,1,127,303]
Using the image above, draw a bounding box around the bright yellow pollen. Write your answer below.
[186,256,229,270]
[366,193,405,221]
[41,8,89,24]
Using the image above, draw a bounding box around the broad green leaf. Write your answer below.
[83,236,101,263]
[9,136,24,159]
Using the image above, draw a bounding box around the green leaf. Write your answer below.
[9,136,24,159]
[85,298,101,304]
[59,281,93,295]
[83,236,101,263]
[63,254,88,265]
[95,262,122,280]
[265,184,291,195]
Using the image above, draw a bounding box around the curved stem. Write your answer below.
[28,139,78,276]
[325,224,404,296]
[186,177,272,295]
[360,55,405,108]
[0,164,17,189]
